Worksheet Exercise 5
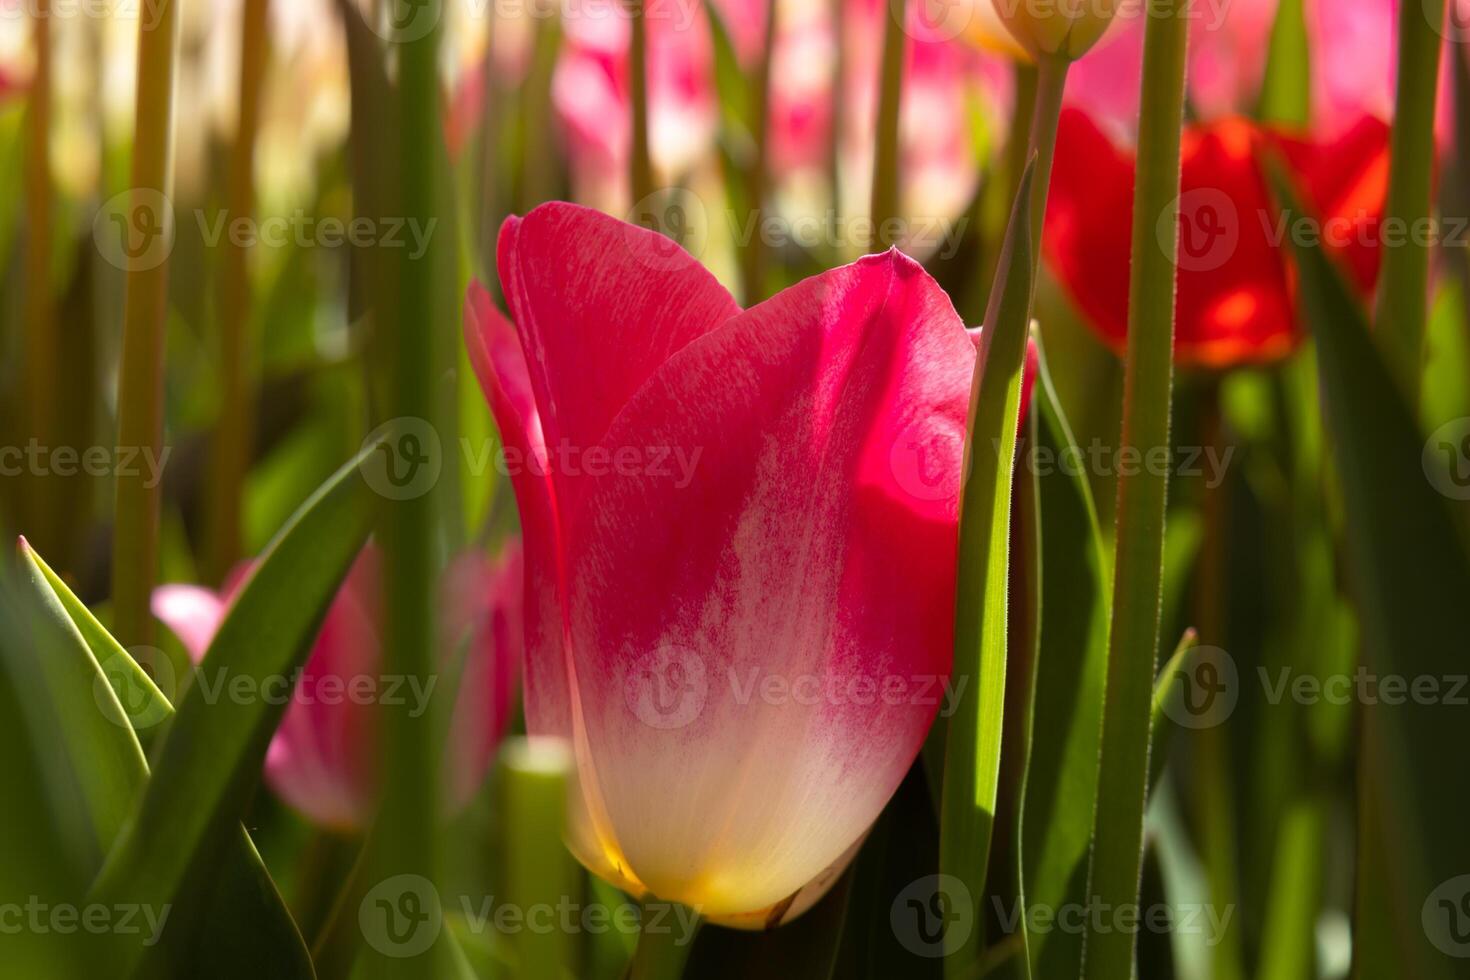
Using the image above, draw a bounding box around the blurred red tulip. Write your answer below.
[463,202,1032,926]
[1044,108,1390,368]
[152,541,523,831]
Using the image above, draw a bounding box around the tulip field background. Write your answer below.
[2,0,1470,976]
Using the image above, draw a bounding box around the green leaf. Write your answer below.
[87,446,382,977]
[1146,628,1200,795]
[1019,339,1112,980]
[1278,170,1470,980]
[16,542,315,978]
[939,156,1036,974]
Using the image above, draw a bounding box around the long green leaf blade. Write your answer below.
[88,447,381,976]
[939,156,1036,974]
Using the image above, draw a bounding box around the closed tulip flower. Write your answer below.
[463,202,1030,927]
[152,542,523,831]
[990,0,1120,60]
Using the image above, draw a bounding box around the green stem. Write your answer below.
[23,1,55,555]
[1082,0,1190,974]
[112,0,180,648]
[625,903,701,980]
[740,0,778,302]
[1025,56,1069,269]
[869,0,905,248]
[366,7,441,977]
[207,0,268,583]
[1374,0,1446,399]
[628,0,655,205]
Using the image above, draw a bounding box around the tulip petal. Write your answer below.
[562,250,973,921]
[497,202,741,510]
[152,585,228,663]
[263,548,381,831]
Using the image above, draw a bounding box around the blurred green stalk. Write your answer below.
[112,0,180,647]
[206,0,269,583]
[1082,0,1190,974]
[366,6,442,977]
[740,0,778,302]
[500,738,577,980]
[23,3,55,556]
[1375,0,1446,399]
[628,0,655,205]
[868,0,904,248]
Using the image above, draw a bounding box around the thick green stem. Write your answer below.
[628,0,655,205]
[1025,56,1069,269]
[207,0,269,583]
[365,7,442,977]
[626,903,701,980]
[112,0,180,647]
[869,0,905,248]
[1082,0,1190,975]
[1375,0,1446,399]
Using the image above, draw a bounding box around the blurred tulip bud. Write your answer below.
[990,0,1121,60]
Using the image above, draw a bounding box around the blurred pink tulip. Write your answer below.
[153,541,523,831]
[462,202,1021,926]
[1067,0,1453,145]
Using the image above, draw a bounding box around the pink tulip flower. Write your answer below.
[152,541,523,831]
[463,201,1031,926]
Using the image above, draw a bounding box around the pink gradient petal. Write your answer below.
[152,585,228,663]
[496,203,740,517]
[562,250,974,919]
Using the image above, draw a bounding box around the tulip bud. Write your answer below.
[990,0,1121,60]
